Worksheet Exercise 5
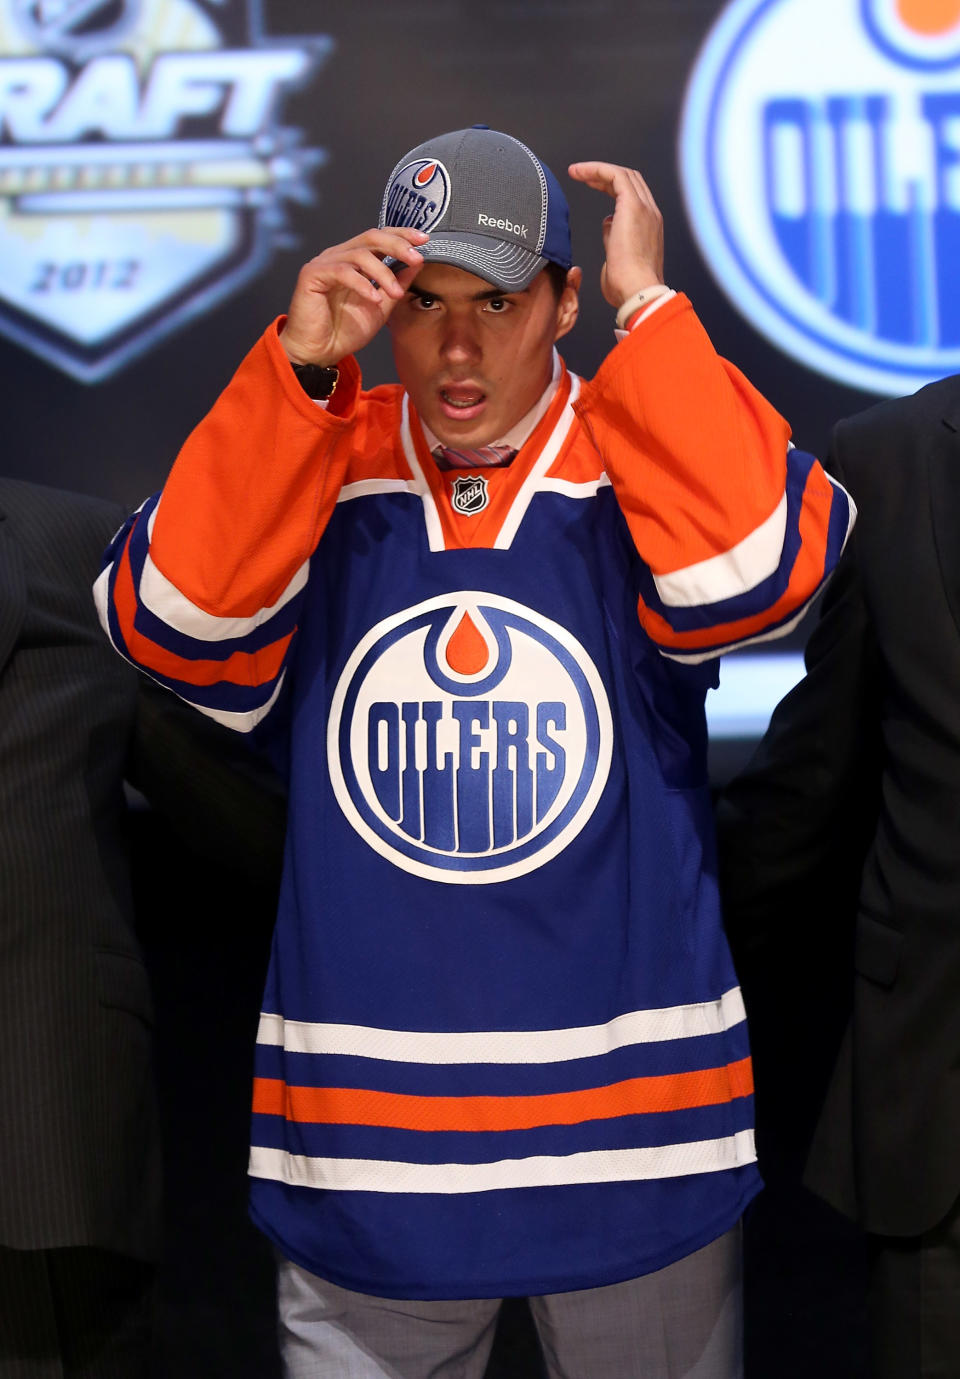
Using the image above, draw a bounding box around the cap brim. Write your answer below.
[417,231,547,292]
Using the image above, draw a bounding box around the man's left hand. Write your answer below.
[567,161,664,308]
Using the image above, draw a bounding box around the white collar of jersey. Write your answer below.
[401,366,582,554]
[420,348,563,458]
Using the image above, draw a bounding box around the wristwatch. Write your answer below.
[291,362,339,400]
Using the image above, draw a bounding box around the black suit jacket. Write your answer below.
[718,374,960,1238]
[0,477,285,1260]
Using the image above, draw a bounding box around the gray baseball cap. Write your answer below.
[378,125,572,293]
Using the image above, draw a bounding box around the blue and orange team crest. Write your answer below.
[327,594,614,885]
[681,0,960,394]
[0,0,332,381]
[381,157,451,232]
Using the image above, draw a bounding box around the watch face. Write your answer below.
[294,364,338,398]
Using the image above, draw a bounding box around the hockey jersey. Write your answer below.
[97,293,852,1299]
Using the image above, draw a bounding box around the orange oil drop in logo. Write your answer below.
[896,0,960,34]
[444,613,489,676]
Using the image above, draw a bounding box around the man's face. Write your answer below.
[388,261,580,448]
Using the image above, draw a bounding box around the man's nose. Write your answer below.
[439,314,482,364]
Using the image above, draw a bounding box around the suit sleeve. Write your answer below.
[716,432,883,959]
[95,319,362,732]
[127,673,287,887]
[573,294,855,660]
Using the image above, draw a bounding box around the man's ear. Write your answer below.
[554,266,582,341]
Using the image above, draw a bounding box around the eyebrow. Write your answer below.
[406,283,528,303]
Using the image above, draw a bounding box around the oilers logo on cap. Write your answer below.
[681,0,960,395]
[381,158,451,232]
[327,593,613,884]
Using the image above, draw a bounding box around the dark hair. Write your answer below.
[543,261,570,300]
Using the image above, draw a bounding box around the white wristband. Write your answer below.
[615,283,672,331]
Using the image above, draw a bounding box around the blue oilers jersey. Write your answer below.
[98,296,853,1297]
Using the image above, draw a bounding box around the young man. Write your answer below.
[98,126,852,1378]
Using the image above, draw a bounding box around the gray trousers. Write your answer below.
[277,1225,742,1379]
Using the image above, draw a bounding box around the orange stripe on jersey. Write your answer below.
[636,463,835,650]
[112,532,292,687]
[251,1057,754,1133]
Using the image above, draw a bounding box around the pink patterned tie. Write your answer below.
[433,444,517,471]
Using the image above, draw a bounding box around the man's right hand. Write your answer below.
[279,227,429,367]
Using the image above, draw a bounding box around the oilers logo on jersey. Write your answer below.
[327,592,613,884]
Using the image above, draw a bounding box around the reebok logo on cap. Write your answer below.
[477,213,528,238]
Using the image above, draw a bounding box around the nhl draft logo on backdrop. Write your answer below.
[0,0,331,381]
[681,0,960,394]
[327,593,613,885]
[381,158,451,232]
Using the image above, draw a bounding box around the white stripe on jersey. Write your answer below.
[400,396,446,553]
[536,475,612,500]
[256,987,746,1064]
[248,1129,757,1195]
[653,492,788,609]
[137,552,310,642]
[337,479,418,503]
[493,373,581,551]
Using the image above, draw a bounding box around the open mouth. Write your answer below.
[439,385,487,419]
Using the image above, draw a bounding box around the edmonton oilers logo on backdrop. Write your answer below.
[327,593,613,885]
[681,0,960,394]
[0,0,331,382]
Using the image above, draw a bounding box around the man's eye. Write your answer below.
[413,294,437,310]
[485,298,509,313]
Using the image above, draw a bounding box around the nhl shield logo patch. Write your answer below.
[327,593,614,884]
[451,474,489,515]
[0,0,332,381]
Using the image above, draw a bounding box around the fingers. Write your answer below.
[310,228,429,301]
[569,161,664,308]
[343,226,430,260]
[569,161,658,207]
[354,247,412,300]
[568,163,657,213]
[569,160,635,194]
[568,160,619,194]
[281,227,430,365]
[391,259,424,292]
